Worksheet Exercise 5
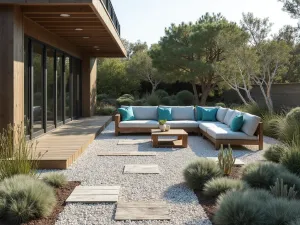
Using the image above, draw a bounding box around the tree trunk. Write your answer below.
[258,83,273,113]
[200,85,210,106]
[245,89,256,104]
[235,89,249,105]
[192,82,199,105]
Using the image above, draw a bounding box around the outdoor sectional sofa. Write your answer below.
[115,106,263,150]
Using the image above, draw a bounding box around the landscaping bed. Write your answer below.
[22,181,80,225]
[195,166,242,221]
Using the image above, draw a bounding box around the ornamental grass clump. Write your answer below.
[263,144,287,163]
[241,162,288,189]
[218,145,235,175]
[0,123,40,181]
[213,189,272,225]
[203,177,248,198]
[0,175,56,224]
[280,142,300,176]
[42,172,67,188]
[183,158,222,190]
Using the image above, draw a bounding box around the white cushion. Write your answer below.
[119,120,158,128]
[207,127,258,140]
[166,120,198,128]
[241,113,261,136]
[198,121,228,132]
[223,109,235,125]
[161,106,195,120]
[216,108,228,123]
[131,106,158,120]
[228,110,242,128]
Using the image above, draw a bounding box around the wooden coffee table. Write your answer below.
[151,129,188,148]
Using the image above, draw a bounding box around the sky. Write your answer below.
[112,0,299,46]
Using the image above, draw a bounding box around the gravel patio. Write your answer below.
[55,122,277,225]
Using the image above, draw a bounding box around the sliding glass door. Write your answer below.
[24,36,82,139]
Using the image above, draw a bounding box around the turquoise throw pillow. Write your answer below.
[202,108,218,121]
[118,106,135,121]
[196,106,205,120]
[158,107,172,121]
[230,115,244,131]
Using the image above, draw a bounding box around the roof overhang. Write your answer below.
[0,0,127,57]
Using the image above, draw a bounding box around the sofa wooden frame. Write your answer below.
[115,114,263,150]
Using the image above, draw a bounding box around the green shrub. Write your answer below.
[170,100,178,106]
[42,173,67,188]
[203,177,248,198]
[286,107,300,123]
[116,96,134,106]
[96,104,116,115]
[96,94,109,102]
[265,198,300,225]
[176,90,194,106]
[154,89,168,98]
[275,171,300,198]
[281,143,300,176]
[263,144,287,163]
[133,99,145,106]
[213,189,272,225]
[289,219,300,225]
[215,102,226,107]
[183,158,222,190]
[146,94,160,106]
[0,175,56,224]
[241,162,288,189]
[0,123,39,181]
[121,94,134,100]
[160,97,171,106]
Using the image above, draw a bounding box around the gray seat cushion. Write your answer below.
[207,126,258,140]
[198,121,228,132]
[216,107,228,123]
[166,120,199,128]
[119,120,159,128]
[130,106,158,120]
[161,106,195,120]
[241,113,261,136]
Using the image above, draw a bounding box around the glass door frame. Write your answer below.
[25,36,82,139]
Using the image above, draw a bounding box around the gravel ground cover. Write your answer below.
[55,122,278,225]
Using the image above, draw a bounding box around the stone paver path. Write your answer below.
[98,152,156,156]
[123,164,160,174]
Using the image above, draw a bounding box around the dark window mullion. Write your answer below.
[62,54,65,123]
[70,57,73,119]
[29,39,34,138]
[54,50,57,127]
[43,46,47,133]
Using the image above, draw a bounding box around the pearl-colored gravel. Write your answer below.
[54,122,278,225]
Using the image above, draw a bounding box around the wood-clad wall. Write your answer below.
[82,56,97,117]
[24,17,82,59]
[0,5,24,129]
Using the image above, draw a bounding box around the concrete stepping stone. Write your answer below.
[115,201,170,221]
[206,157,245,165]
[98,152,156,156]
[66,186,120,203]
[118,140,149,145]
[124,164,160,174]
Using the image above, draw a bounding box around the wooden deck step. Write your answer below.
[115,201,170,221]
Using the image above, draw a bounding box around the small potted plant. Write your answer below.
[159,120,167,132]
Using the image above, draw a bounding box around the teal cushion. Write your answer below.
[118,106,135,121]
[196,106,204,120]
[202,108,218,121]
[158,107,172,121]
[230,115,244,131]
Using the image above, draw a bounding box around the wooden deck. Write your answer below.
[33,116,112,169]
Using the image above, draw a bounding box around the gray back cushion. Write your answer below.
[223,109,234,125]
[216,108,228,123]
[131,106,158,120]
[241,113,261,136]
[161,106,195,120]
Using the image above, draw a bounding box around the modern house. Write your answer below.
[0,0,126,138]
